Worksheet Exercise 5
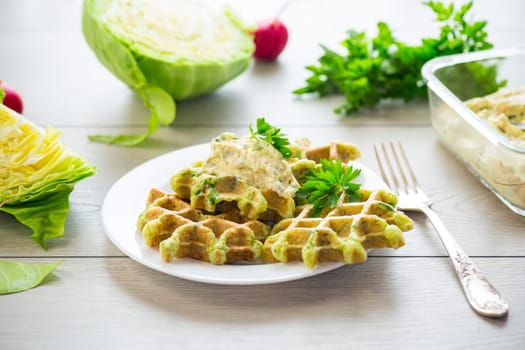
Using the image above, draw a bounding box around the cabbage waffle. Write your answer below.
[262,189,413,268]
[303,141,361,164]
[171,170,295,223]
[138,188,270,264]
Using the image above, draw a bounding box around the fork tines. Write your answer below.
[373,141,420,196]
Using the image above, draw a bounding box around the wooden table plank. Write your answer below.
[0,257,523,350]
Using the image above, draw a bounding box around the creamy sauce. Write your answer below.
[466,86,525,147]
[202,133,299,198]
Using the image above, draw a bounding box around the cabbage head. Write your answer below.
[82,0,255,146]
[0,104,97,248]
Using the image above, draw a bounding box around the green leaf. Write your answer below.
[0,186,74,249]
[0,260,62,294]
[89,85,176,147]
[141,85,176,126]
[425,1,454,21]
[249,117,292,158]
[0,85,5,104]
[88,133,148,146]
[298,159,362,216]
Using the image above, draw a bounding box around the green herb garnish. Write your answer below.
[293,1,498,115]
[249,117,292,158]
[0,85,5,104]
[296,159,362,216]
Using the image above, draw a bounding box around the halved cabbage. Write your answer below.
[82,0,255,146]
[0,104,97,248]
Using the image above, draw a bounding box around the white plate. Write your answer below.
[101,143,387,285]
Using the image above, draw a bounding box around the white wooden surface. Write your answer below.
[1,1,524,349]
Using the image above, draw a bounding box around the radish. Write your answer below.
[253,19,288,61]
[0,81,23,114]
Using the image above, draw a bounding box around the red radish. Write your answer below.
[0,81,24,114]
[253,19,288,61]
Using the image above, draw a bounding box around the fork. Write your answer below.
[374,141,509,318]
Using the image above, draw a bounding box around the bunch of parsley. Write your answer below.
[293,1,500,115]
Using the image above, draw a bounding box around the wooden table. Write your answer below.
[1,1,524,349]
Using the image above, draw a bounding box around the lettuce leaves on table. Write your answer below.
[0,260,62,295]
[0,104,97,248]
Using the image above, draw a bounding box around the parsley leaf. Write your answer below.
[249,117,292,158]
[294,1,501,115]
[296,159,362,216]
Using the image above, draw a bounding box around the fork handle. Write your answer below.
[421,206,509,318]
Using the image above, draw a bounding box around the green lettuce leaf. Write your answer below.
[1,104,97,248]
[0,186,74,248]
[0,260,62,294]
[88,84,175,146]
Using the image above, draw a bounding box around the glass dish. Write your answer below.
[422,47,525,216]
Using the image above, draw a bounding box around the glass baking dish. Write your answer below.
[422,47,525,216]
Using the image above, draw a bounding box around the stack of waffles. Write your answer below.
[137,142,414,268]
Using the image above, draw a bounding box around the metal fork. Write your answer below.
[374,141,509,318]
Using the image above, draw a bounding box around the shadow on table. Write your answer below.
[106,257,396,324]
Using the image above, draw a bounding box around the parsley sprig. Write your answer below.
[296,159,362,216]
[249,117,292,158]
[293,1,502,115]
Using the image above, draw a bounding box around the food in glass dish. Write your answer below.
[423,47,525,215]
[466,86,525,148]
